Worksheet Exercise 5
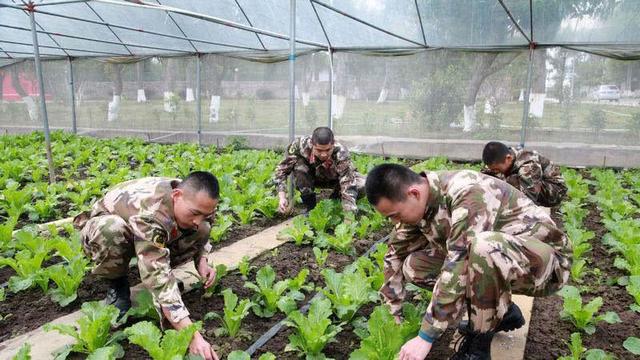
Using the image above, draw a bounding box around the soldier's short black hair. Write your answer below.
[179,171,220,200]
[482,141,511,165]
[311,127,334,145]
[365,163,423,205]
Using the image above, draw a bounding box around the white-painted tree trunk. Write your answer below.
[136,89,146,103]
[484,99,494,114]
[107,95,121,122]
[302,92,310,107]
[185,88,195,102]
[22,96,38,121]
[463,104,477,132]
[376,88,388,104]
[163,91,176,113]
[331,95,346,120]
[209,95,221,123]
[529,93,546,118]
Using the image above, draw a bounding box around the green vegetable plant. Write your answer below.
[349,304,423,360]
[313,247,328,268]
[44,302,126,359]
[204,288,252,337]
[0,250,50,293]
[559,285,621,334]
[124,320,201,360]
[238,255,254,280]
[278,216,314,245]
[47,255,89,307]
[557,332,615,360]
[283,297,342,360]
[321,268,378,322]
[244,265,292,318]
[209,214,234,244]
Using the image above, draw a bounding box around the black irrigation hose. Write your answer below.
[245,233,391,356]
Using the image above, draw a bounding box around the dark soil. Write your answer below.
[0,269,141,343]
[120,227,389,359]
[524,203,640,359]
[0,216,286,343]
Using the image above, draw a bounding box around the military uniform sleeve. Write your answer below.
[130,214,190,323]
[334,147,359,212]
[420,185,491,341]
[273,139,302,193]
[514,160,544,204]
[381,223,425,316]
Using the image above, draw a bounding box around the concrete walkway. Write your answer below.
[0,219,293,360]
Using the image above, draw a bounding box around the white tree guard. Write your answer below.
[376,88,388,104]
[22,96,37,121]
[163,91,176,113]
[331,94,346,120]
[463,104,477,132]
[107,95,121,122]
[185,88,195,102]
[209,95,220,123]
[529,93,546,118]
[136,89,146,102]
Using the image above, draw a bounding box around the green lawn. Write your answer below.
[1,98,638,138]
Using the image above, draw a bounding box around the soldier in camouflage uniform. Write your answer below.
[365,164,571,360]
[481,141,567,207]
[73,171,221,360]
[273,127,365,213]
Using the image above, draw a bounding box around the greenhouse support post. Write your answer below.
[68,57,77,134]
[520,45,535,148]
[196,54,202,146]
[288,0,296,203]
[328,47,334,129]
[28,2,56,183]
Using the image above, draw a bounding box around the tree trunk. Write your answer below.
[108,64,123,121]
[529,49,547,118]
[462,53,519,131]
[163,59,178,113]
[376,61,390,104]
[136,61,146,102]
[556,50,568,105]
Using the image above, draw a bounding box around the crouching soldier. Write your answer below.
[73,171,221,360]
[365,164,571,360]
[481,141,567,207]
[273,126,365,214]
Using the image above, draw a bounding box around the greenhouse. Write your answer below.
[0,1,639,359]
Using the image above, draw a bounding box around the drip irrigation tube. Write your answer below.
[245,233,390,355]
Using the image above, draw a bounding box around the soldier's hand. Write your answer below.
[278,192,289,214]
[189,332,218,360]
[197,258,217,289]
[394,315,403,325]
[399,336,432,360]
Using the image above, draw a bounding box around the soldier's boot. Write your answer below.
[104,276,131,319]
[458,302,525,335]
[301,193,317,214]
[450,331,494,360]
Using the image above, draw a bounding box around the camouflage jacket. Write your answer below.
[382,170,570,341]
[80,177,212,323]
[273,136,361,211]
[482,147,566,206]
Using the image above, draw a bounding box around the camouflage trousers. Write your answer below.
[403,231,570,332]
[508,176,567,207]
[293,159,365,199]
[79,214,210,279]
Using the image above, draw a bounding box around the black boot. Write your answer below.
[300,193,317,214]
[458,302,525,335]
[450,331,494,360]
[104,276,131,319]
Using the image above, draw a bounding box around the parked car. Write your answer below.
[595,84,620,101]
